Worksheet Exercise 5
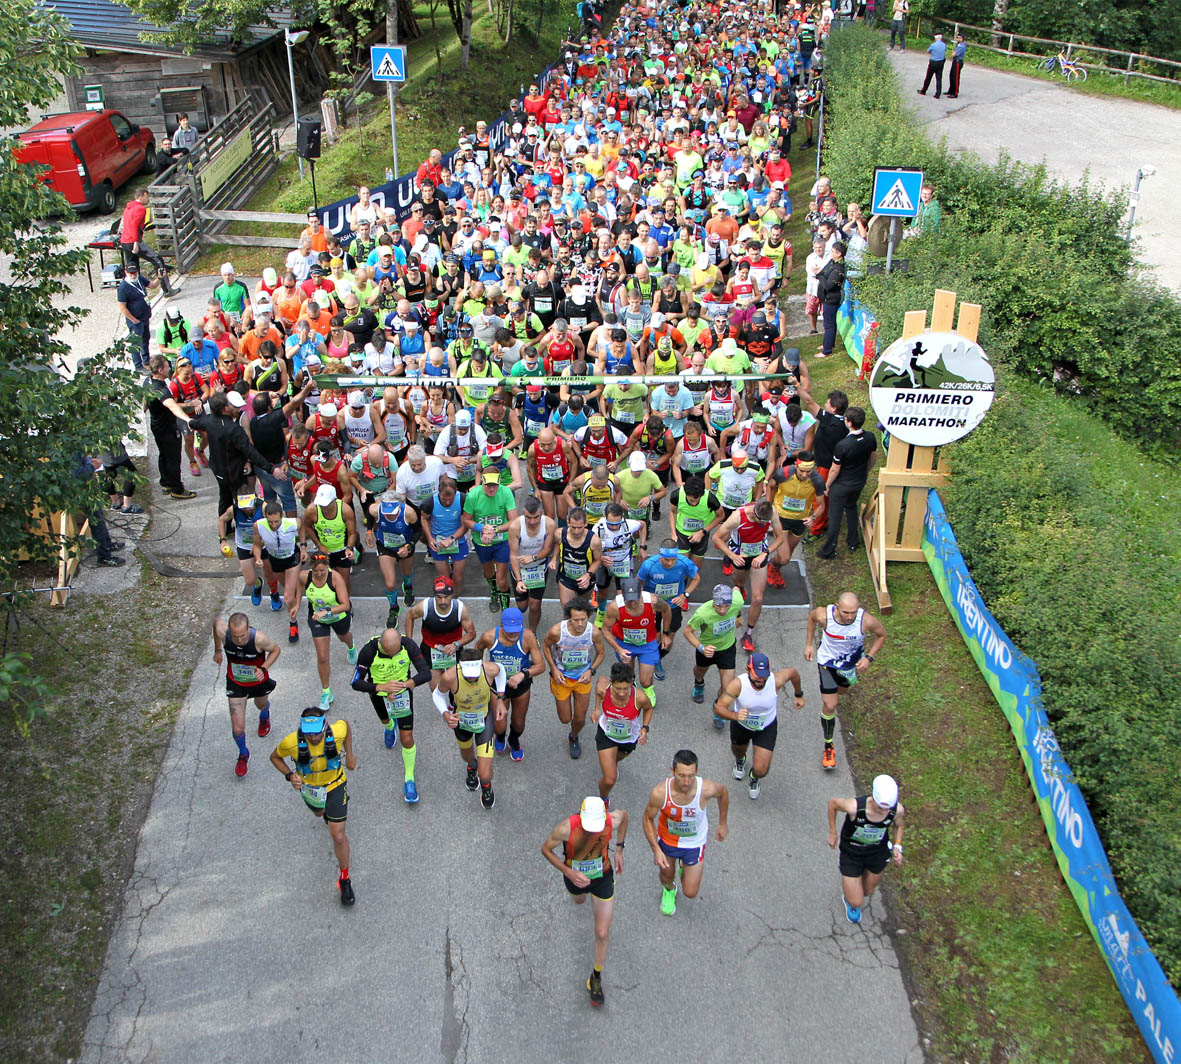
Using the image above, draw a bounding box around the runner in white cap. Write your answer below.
[827,774,906,924]
[540,795,629,1007]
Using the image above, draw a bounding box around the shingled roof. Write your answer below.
[45,0,289,60]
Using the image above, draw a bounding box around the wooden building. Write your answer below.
[43,0,333,136]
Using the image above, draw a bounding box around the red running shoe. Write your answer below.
[767,564,786,588]
[822,746,837,770]
[722,560,734,576]
[257,715,271,738]
[235,754,249,777]
[741,631,755,653]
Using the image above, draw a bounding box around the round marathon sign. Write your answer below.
[868,331,995,447]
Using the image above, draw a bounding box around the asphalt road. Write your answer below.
[888,48,1181,294]
[79,294,923,1064]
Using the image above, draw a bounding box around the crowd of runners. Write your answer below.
[133,0,909,1006]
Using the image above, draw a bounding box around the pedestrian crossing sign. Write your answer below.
[371,45,407,83]
[871,168,924,218]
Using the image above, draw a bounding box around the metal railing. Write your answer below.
[913,15,1181,87]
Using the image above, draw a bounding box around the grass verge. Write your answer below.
[798,340,1147,1062]
[190,4,573,275]
[0,560,228,1063]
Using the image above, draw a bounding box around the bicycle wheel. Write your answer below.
[1038,56,1056,71]
[1064,66,1084,82]
[1074,66,1088,81]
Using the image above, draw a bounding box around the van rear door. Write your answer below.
[14,136,86,208]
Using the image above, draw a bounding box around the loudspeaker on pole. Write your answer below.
[296,116,322,160]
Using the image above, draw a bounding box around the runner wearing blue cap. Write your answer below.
[713,653,805,800]
[270,707,358,905]
[636,539,700,682]
[477,608,546,761]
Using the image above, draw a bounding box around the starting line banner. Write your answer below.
[317,372,798,390]
[923,490,1180,1063]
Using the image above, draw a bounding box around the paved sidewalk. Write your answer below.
[889,48,1181,294]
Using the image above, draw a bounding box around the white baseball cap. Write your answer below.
[313,484,337,507]
[225,391,246,409]
[872,774,899,808]
[580,796,607,832]
[220,262,235,275]
[320,402,338,418]
[628,451,647,472]
[455,409,473,427]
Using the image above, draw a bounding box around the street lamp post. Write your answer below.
[285,28,310,181]
[1124,164,1156,243]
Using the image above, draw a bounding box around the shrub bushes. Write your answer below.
[941,385,1181,985]
[822,25,1181,454]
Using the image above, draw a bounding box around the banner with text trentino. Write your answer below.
[922,489,1179,1064]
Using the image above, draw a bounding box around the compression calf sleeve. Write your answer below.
[402,742,416,781]
[234,732,249,757]
[822,714,836,745]
[643,684,657,709]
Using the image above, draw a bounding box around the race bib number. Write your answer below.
[738,538,766,557]
[850,823,887,846]
[230,663,258,683]
[627,504,650,521]
[525,417,546,436]
[608,553,631,577]
[542,463,564,480]
[571,856,603,879]
[654,581,680,601]
[522,562,547,589]
[467,383,492,400]
[836,666,859,686]
[712,616,736,637]
[384,690,412,718]
[680,516,704,532]
[615,409,636,424]
[458,709,486,731]
[380,532,407,549]
[666,816,697,837]
[740,713,766,732]
[622,627,648,646]
[564,561,587,578]
[603,715,634,741]
[430,646,457,670]
[722,488,748,509]
[561,647,591,673]
[435,537,460,555]
[301,784,328,809]
[782,495,807,513]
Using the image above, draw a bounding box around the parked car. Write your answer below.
[13,109,156,214]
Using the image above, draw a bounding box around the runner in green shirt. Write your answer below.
[683,584,745,724]
[705,336,752,377]
[619,452,666,527]
[603,381,649,433]
[668,476,723,558]
[462,471,519,611]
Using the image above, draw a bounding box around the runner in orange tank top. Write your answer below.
[541,795,629,1008]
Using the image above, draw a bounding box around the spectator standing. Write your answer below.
[889,0,908,50]
[116,262,154,370]
[119,188,174,294]
[815,242,847,360]
[816,407,877,560]
[189,392,287,520]
[144,354,196,500]
[918,33,947,98]
[948,34,966,98]
[74,455,127,568]
[172,113,199,152]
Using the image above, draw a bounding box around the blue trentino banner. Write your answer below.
[836,280,875,368]
[313,62,560,237]
[923,489,1180,1064]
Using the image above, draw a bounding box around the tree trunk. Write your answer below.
[990,0,1008,48]
[504,0,513,44]
[461,0,473,68]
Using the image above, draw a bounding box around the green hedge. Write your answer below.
[820,27,1181,985]
[941,384,1181,986]
[822,26,1181,455]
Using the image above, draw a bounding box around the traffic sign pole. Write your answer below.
[885,218,898,273]
[388,83,399,176]
[371,44,407,177]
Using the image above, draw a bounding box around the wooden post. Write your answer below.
[861,290,982,614]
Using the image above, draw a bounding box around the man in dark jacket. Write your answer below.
[817,406,878,559]
[190,392,288,521]
[816,242,847,359]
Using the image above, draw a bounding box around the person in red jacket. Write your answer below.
[119,188,174,294]
[522,82,548,120]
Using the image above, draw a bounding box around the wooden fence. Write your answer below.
[149,97,283,270]
[915,16,1181,87]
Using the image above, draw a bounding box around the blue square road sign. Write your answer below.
[371,45,407,83]
[871,167,924,218]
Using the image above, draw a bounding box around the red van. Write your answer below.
[14,110,156,214]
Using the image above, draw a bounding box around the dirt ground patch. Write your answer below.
[0,556,227,1063]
